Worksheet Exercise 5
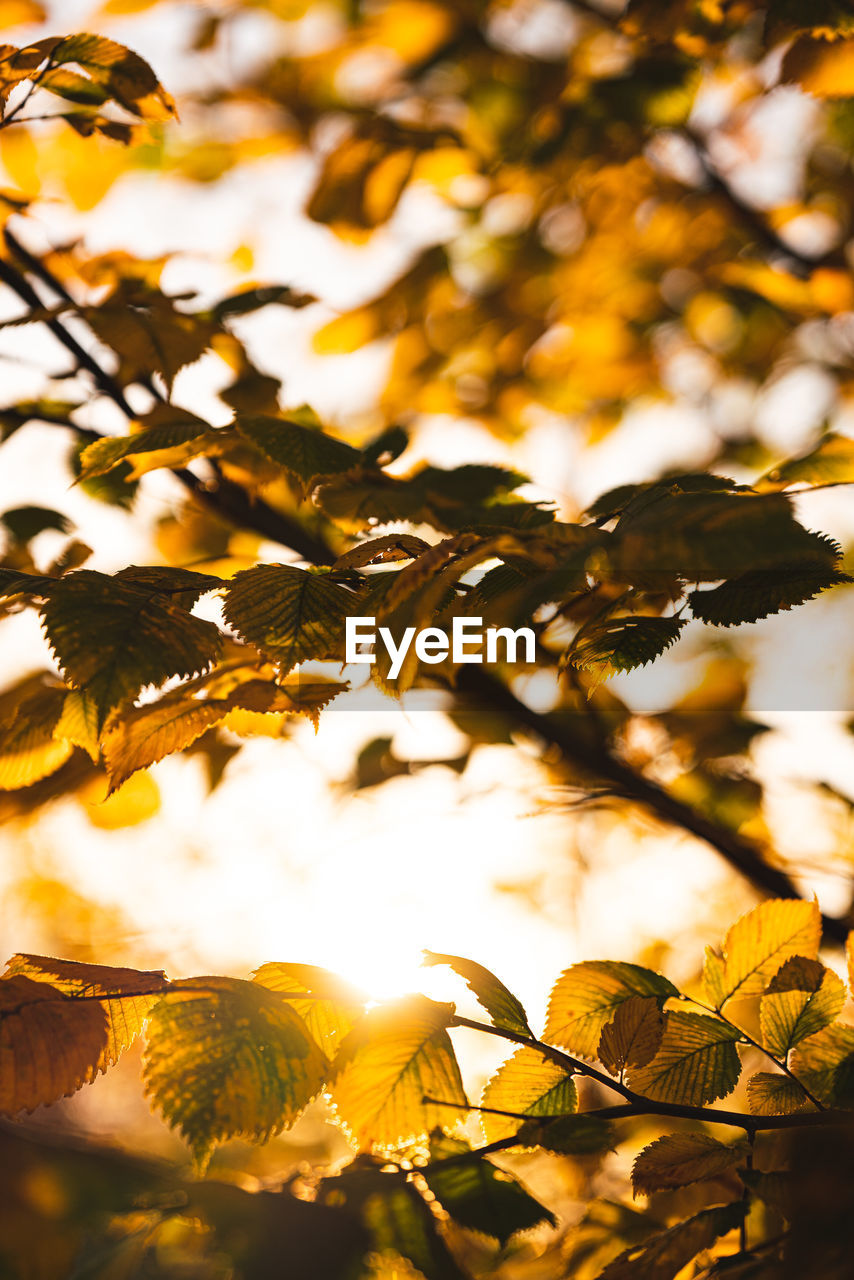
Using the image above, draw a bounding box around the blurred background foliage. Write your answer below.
[1,0,854,1276]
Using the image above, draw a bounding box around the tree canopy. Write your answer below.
[1,1,854,1277]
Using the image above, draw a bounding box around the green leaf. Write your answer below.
[516,1112,615,1155]
[142,977,327,1166]
[598,995,665,1074]
[626,1012,742,1106]
[706,899,822,1009]
[236,413,363,493]
[252,962,366,1055]
[544,961,678,1058]
[424,1132,555,1244]
[632,1133,750,1195]
[329,995,467,1151]
[479,1045,577,1143]
[746,1071,810,1115]
[4,954,168,1075]
[759,957,845,1056]
[790,1023,854,1106]
[596,1203,744,1280]
[76,423,223,481]
[689,565,851,626]
[0,974,107,1115]
[41,570,223,730]
[422,950,531,1035]
[570,616,686,677]
[222,564,352,675]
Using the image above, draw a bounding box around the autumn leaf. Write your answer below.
[142,977,328,1166]
[632,1133,750,1195]
[704,899,822,1009]
[626,1012,742,1107]
[746,1072,811,1116]
[4,954,168,1073]
[598,996,665,1075]
[328,995,467,1151]
[252,962,366,1055]
[759,957,845,1057]
[544,961,678,1058]
[0,974,107,1114]
[479,1045,577,1143]
[222,565,353,674]
[41,570,223,730]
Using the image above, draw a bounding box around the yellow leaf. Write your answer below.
[4,954,168,1074]
[253,962,366,1055]
[632,1133,749,1195]
[711,898,822,1008]
[54,689,101,762]
[790,1023,854,1106]
[746,1071,810,1116]
[598,996,665,1075]
[101,688,233,792]
[0,683,73,790]
[479,1045,577,1143]
[759,957,845,1056]
[143,976,327,1166]
[0,974,107,1114]
[544,961,678,1058]
[626,1012,742,1106]
[0,1,45,27]
[329,995,466,1151]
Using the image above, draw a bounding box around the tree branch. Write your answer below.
[455,667,850,945]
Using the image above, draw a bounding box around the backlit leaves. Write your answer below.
[222,565,352,674]
[252,962,366,1055]
[598,996,665,1075]
[544,961,678,1058]
[632,1133,750,1195]
[790,1023,854,1107]
[479,1046,577,1143]
[747,1072,811,1116]
[329,995,467,1151]
[77,422,225,482]
[626,1012,742,1106]
[703,899,822,1009]
[142,977,328,1165]
[759,957,845,1057]
[41,571,223,729]
[4,954,168,1073]
[422,950,531,1036]
[0,680,72,789]
[0,974,107,1114]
